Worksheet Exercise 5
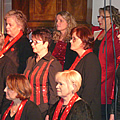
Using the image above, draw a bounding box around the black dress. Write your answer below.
[74,52,101,120]
[49,99,93,120]
[1,100,43,120]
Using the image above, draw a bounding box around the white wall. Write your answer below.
[92,0,120,26]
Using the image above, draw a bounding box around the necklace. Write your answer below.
[52,93,79,120]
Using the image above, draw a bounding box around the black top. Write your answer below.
[49,99,93,120]
[74,52,101,120]
[116,65,120,112]
[0,55,17,113]
[4,35,34,73]
[1,100,43,120]
[93,38,102,57]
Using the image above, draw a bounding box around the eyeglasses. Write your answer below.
[30,39,43,45]
[97,16,110,19]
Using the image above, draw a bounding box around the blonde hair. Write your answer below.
[4,10,27,33]
[53,11,77,42]
[55,70,82,93]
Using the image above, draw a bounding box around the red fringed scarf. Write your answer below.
[52,93,79,120]
[2,99,27,120]
[69,49,93,70]
[0,31,23,57]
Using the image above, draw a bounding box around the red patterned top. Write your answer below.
[52,41,67,70]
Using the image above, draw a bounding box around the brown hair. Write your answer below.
[70,26,94,50]
[99,5,120,27]
[6,73,32,100]
[32,28,52,47]
[4,9,27,33]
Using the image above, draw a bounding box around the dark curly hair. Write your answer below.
[99,5,120,28]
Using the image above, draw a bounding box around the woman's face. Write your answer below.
[4,85,17,100]
[56,15,68,33]
[98,10,111,30]
[70,32,83,52]
[31,37,47,54]
[56,78,74,99]
[6,16,22,38]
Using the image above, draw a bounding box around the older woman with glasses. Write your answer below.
[24,28,62,119]
[1,9,34,74]
[68,25,101,120]
[92,5,120,120]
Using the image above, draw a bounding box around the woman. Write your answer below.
[49,11,77,70]
[1,74,43,120]
[47,70,93,120]
[24,28,62,119]
[92,5,120,120]
[1,9,34,73]
[69,26,101,120]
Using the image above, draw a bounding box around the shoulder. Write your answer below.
[17,35,31,46]
[73,99,91,110]
[50,55,62,70]
[22,100,43,120]
[69,99,93,119]
[23,100,42,114]
[84,52,100,63]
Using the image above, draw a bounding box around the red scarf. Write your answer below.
[0,31,23,57]
[2,99,27,120]
[69,49,93,70]
[52,93,79,120]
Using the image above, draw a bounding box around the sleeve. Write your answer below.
[18,36,34,73]
[110,99,115,114]
[80,55,101,105]
[48,59,62,105]
[69,101,93,120]
[114,31,120,64]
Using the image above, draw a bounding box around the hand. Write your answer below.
[0,31,5,44]
[109,114,114,120]
[117,34,120,40]
[45,115,49,120]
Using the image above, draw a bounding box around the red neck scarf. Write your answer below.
[52,93,79,120]
[2,99,27,120]
[69,49,93,70]
[0,31,23,57]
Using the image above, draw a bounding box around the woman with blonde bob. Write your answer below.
[1,74,43,120]
[47,70,93,120]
